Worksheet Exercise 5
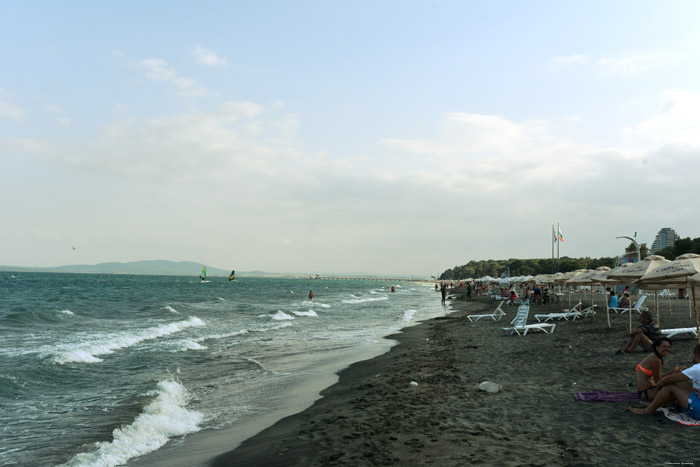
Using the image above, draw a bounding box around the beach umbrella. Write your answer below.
[555,269,587,308]
[606,255,671,331]
[566,269,594,309]
[636,254,700,343]
[588,266,612,325]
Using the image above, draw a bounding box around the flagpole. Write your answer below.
[557,222,560,272]
[552,224,555,273]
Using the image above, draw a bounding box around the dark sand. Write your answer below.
[212,292,700,466]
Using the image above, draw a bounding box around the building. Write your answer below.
[650,227,679,254]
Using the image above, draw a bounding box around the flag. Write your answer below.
[552,225,558,243]
[558,227,564,242]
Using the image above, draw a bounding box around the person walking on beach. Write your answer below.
[616,311,662,354]
[441,283,447,306]
[629,343,700,418]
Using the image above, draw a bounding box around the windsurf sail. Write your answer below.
[229,270,235,281]
[199,266,207,281]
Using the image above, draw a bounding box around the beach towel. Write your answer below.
[575,390,640,402]
[657,407,700,426]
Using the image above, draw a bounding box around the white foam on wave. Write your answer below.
[292,310,318,317]
[402,309,417,322]
[58,310,74,316]
[163,306,178,314]
[272,311,294,321]
[51,317,205,364]
[58,380,203,467]
[341,296,389,304]
[172,340,207,352]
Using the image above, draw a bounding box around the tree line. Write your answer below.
[439,236,700,281]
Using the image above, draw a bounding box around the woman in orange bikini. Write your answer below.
[635,337,684,400]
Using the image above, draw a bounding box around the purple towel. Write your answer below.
[575,390,641,402]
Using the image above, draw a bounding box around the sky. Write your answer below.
[2,1,700,276]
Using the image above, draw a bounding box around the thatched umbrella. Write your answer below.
[636,253,700,344]
[606,255,671,331]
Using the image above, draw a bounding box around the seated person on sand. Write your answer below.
[635,337,684,400]
[618,293,630,308]
[616,311,662,354]
[608,291,618,308]
[508,290,517,306]
[630,343,700,418]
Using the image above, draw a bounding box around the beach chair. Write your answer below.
[608,295,648,314]
[661,328,699,339]
[534,302,583,322]
[467,301,506,322]
[502,304,556,336]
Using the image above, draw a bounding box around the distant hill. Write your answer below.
[0,260,233,276]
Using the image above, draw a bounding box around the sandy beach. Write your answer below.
[212,290,700,466]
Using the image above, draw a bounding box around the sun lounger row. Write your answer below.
[502,303,556,336]
[661,328,698,339]
[608,295,648,314]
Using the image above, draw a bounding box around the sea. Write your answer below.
[0,272,446,467]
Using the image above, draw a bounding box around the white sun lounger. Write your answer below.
[502,304,556,336]
[467,301,506,322]
[534,302,583,322]
[661,328,698,339]
[608,295,648,314]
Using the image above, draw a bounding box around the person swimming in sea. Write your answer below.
[308,290,314,300]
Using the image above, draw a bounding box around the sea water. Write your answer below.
[0,272,446,466]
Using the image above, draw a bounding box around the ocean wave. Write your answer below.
[341,296,389,304]
[171,339,207,352]
[57,380,203,467]
[58,309,75,316]
[292,310,318,317]
[271,311,294,321]
[402,309,417,322]
[51,317,205,364]
[162,306,178,314]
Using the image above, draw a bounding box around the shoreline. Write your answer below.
[128,291,449,467]
[210,294,700,466]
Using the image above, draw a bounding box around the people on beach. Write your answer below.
[616,311,662,354]
[533,285,543,305]
[634,337,684,400]
[618,293,630,309]
[308,290,314,300]
[629,344,700,418]
[466,284,472,300]
[508,290,517,306]
[441,283,447,306]
[608,291,618,308]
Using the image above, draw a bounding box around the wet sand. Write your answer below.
[211,292,700,466]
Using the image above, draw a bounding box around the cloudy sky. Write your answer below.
[1,1,699,276]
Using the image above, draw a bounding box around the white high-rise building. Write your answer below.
[650,227,679,254]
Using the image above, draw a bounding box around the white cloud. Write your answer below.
[621,89,700,148]
[113,102,131,113]
[194,46,228,66]
[597,51,684,76]
[56,117,71,125]
[137,57,207,98]
[0,99,25,122]
[46,104,62,113]
[548,54,590,70]
[139,58,178,82]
